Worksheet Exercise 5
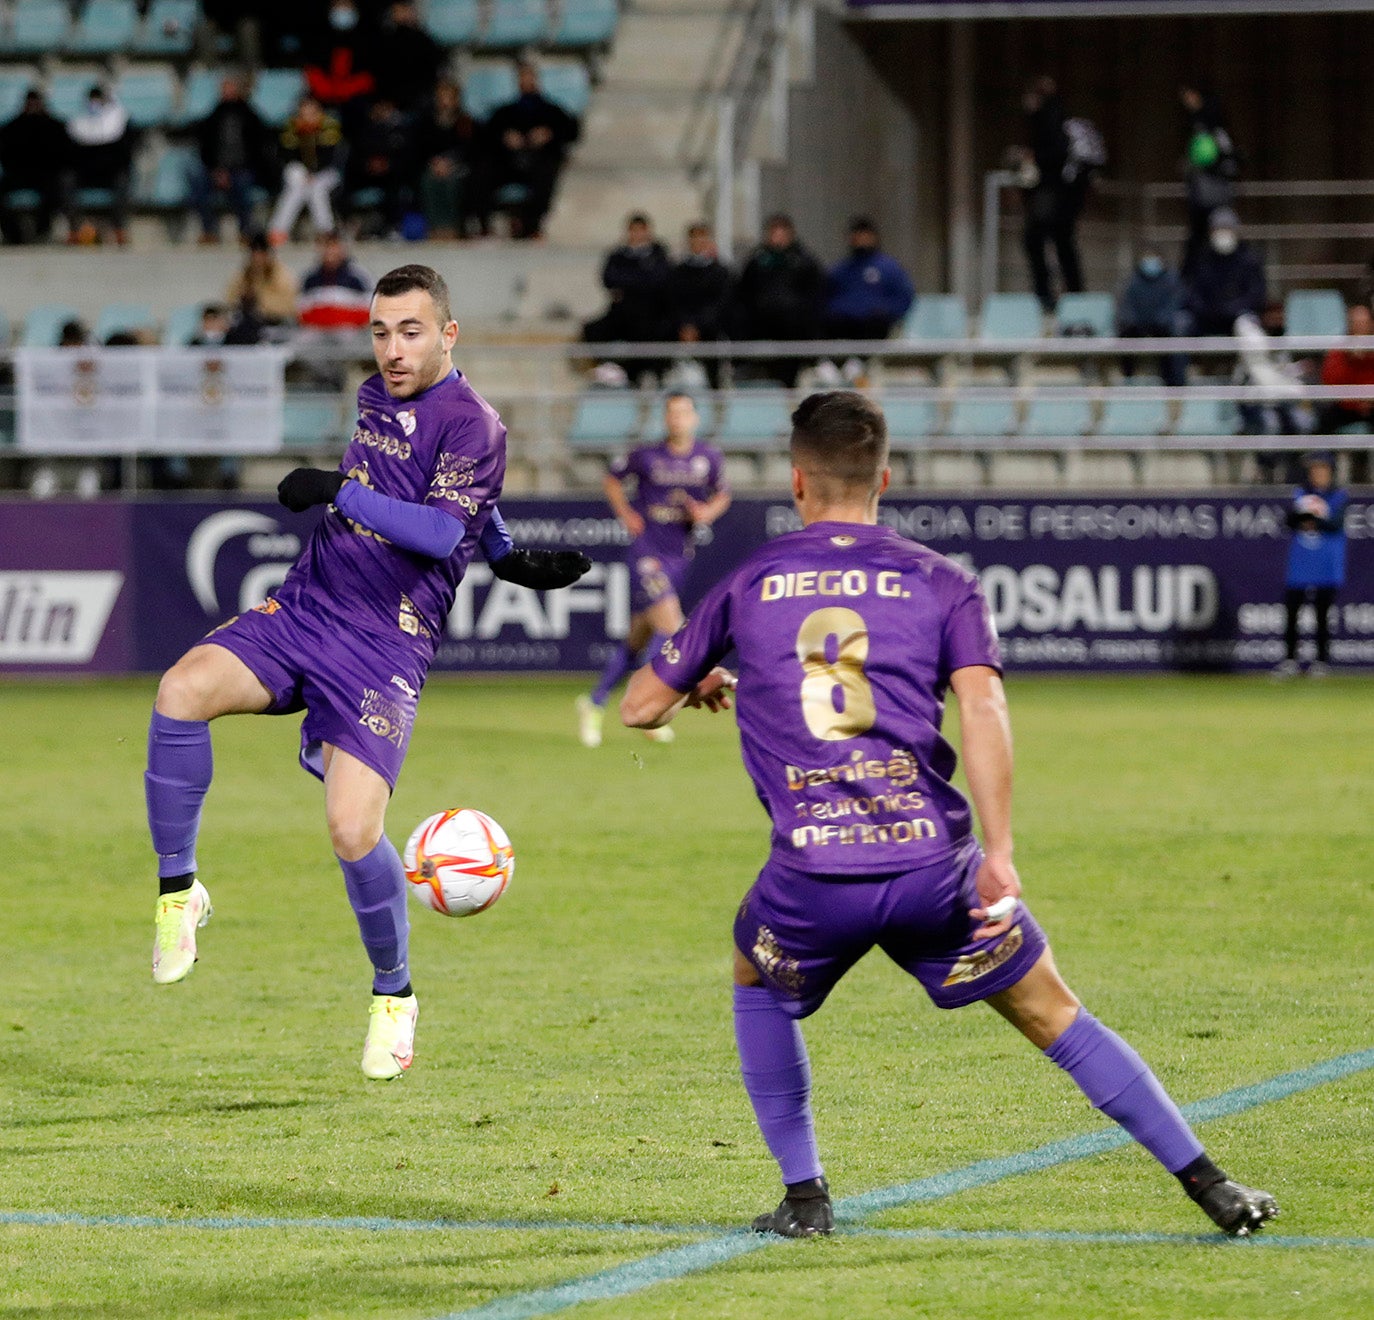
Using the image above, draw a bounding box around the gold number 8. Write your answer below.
[795,607,876,741]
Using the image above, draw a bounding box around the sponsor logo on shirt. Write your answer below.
[786,747,921,791]
[389,674,418,699]
[941,923,1024,987]
[351,425,413,460]
[396,409,417,436]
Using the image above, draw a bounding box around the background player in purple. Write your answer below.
[145,264,589,1080]
[622,391,1278,1238]
[576,392,730,748]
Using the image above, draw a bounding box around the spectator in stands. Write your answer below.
[486,62,581,240]
[1235,300,1310,482]
[1116,250,1187,387]
[62,86,134,247]
[583,213,674,381]
[187,76,273,245]
[414,78,488,241]
[59,318,90,347]
[1016,75,1087,313]
[371,3,446,116]
[734,213,825,386]
[298,229,374,332]
[225,232,299,333]
[1183,208,1264,337]
[667,221,732,386]
[1180,84,1239,277]
[0,89,68,244]
[1318,301,1374,434]
[823,218,915,340]
[342,97,416,238]
[304,0,377,129]
[268,96,344,245]
[1274,451,1347,678]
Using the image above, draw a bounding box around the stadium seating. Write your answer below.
[67,0,139,56]
[22,304,82,348]
[1097,392,1169,439]
[1022,393,1093,437]
[978,294,1043,341]
[114,67,178,128]
[551,0,620,48]
[1173,395,1237,437]
[177,67,224,125]
[9,2,71,57]
[1054,292,1115,339]
[134,0,199,57]
[463,62,518,120]
[137,142,196,209]
[716,388,791,451]
[283,394,346,444]
[567,390,640,449]
[94,302,157,342]
[48,69,105,121]
[1284,288,1345,338]
[901,295,968,342]
[880,396,936,446]
[946,397,1016,437]
[425,0,481,45]
[164,302,205,346]
[0,69,36,122]
[479,0,550,49]
[249,69,304,128]
[539,61,592,119]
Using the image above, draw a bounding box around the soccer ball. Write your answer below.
[403,809,514,917]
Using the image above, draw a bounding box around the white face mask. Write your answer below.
[1211,230,1238,256]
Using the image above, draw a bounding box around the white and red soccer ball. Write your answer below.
[403,809,514,917]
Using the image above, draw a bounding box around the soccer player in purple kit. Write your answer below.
[145,264,590,1079]
[622,392,1278,1237]
[576,391,730,748]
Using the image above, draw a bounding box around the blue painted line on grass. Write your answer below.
[849,1226,1374,1250]
[434,1045,1374,1319]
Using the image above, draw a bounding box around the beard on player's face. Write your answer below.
[378,336,450,397]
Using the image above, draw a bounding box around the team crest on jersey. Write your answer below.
[690,455,710,479]
[941,924,1024,986]
[396,409,417,436]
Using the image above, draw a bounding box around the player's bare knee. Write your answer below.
[155,663,209,720]
[328,813,383,862]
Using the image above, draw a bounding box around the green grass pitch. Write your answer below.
[1,674,1371,1319]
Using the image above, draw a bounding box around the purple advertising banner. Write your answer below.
[0,502,132,672]
[3,495,1372,674]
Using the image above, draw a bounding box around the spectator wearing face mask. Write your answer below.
[1180,84,1240,277]
[62,85,134,245]
[1183,208,1265,338]
[1116,250,1187,386]
[305,0,376,130]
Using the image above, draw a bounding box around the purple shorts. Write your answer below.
[733,842,1047,1018]
[629,549,690,614]
[203,597,427,791]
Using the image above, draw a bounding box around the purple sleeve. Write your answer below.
[334,480,464,558]
[609,447,643,483]
[650,572,735,693]
[479,505,515,561]
[939,576,1002,682]
[423,411,505,529]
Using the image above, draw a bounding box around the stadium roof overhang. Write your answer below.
[846,0,1374,20]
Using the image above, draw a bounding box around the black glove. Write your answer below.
[490,548,593,590]
[278,468,345,512]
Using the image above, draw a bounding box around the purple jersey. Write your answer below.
[652,521,1002,875]
[610,440,727,563]
[275,369,505,649]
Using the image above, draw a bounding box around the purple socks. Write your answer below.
[339,838,411,996]
[590,632,673,706]
[145,710,212,879]
[733,984,824,1185]
[1045,1009,1205,1173]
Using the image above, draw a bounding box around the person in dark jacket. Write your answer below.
[1274,451,1348,678]
[62,85,135,245]
[1018,76,1087,313]
[370,3,445,115]
[486,62,580,240]
[414,78,488,240]
[666,221,733,386]
[186,76,272,243]
[1180,84,1239,277]
[1116,251,1187,386]
[303,0,376,130]
[823,217,915,340]
[735,213,825,385]
[583,213,674,378]
[1183,207,1265,337]
[0,89,68,243]
[342,96,415,237]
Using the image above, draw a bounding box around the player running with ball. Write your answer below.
[622,391,1278,1237]
[145,264,589,1079]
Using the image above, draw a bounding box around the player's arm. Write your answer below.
[622,575,735,728]
[623,665,735,728]
[481,506,592,589]
[686,487,732,527]
[603,470,644,537]
[950,664,1021,938]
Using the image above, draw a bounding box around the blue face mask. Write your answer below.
[1138,256,1164,278]
[331,7,358,30]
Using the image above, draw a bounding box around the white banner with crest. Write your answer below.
[17,347,287,455]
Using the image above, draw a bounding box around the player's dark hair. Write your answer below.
[373,264,453,327]
[790,391,888,493]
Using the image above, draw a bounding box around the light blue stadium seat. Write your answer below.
[551,0,619,47]
[48,71,104,122]
[425,0,480,45]
[134,0,198,56]
[568,391,641,448]
[479,0,550,49]
[250,69,304,127]
[1054,292,1115,338]
[23,304,82,348]
[283,395,344,444]
[138,143,197,207]
[539,61,591,119]
[1173,395,1237,436]
[946,397,1016,437]
[67,0,139,55]
[1097,395,1169,438]
[1022,394,1092,437]
[881,397,936,445]
[0,70,40,122]
[115,68,178,128]
[639,394,717,442]
[716,389,791,451]
[164,302,205,347]
[901,294,967,342]
[177,67,224,125]
[95,302,157,343]
[978,293,1043,341]
[11,1,71,55]
[1284,289,1346,339]
[463,62,518,120]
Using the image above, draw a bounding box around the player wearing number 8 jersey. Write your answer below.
[622,391,1277,1239]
